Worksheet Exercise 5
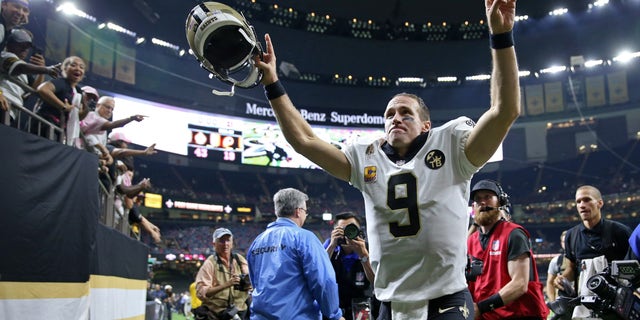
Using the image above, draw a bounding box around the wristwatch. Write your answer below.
[360,256,369,263]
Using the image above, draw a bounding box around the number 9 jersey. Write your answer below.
[343,116,480,302]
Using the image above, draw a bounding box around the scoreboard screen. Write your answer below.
[109,92,502,169]
[188,124,243,163]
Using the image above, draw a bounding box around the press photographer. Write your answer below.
[324,212,382,320]
[195,228,251,320]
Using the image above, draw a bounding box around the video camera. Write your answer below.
[579,260,640,320]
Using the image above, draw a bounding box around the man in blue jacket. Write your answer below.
[247,188,344,320]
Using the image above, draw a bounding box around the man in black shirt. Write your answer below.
[553,185,634,319]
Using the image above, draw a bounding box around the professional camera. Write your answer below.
[219,304,240,320]
[580,260,640,320]
[465,256,484,282]
[337,223,364,245]
[547,278,579,320]
[234,274,250,291]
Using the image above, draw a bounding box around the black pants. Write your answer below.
[378,289,474,320]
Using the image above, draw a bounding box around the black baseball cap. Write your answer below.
[470,180,501,201]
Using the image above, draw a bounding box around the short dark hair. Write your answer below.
[392,92,430,122]
[334,211,361,225]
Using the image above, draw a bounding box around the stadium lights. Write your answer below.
[437,76,458,83]
[465,74,491,81]
[548,8,568,16]
[396,77,426,87]
[589,0,609,9]
[613,51,640,63]
[518,70,531,77]
[136,37,145,45]
[540,66,567,74]
[106,22,137,37]
[514,15,529,22]
[397,77,424,83]
[151,38,180,51]
[584,59,604,68]
[56,3,97,22]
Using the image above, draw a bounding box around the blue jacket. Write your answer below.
[247,218,342,320]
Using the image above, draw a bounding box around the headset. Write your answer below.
[185,2,263,96]
[489,180,510,208]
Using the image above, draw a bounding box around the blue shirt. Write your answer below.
[322,239,360,273]
[630,223,640,259]
[247,218,343,320]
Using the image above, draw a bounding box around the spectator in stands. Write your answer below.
[0,0,29,48]
[195,228,251,319]
[103,131,156,189]
[553,185,635,319]
[0,28,60,127]
[467,180,548,319]
[128,193,161,243]
[32,56,86,144]
[247,188,344,320]
[80,96,146,156]
[253,0,519,317]
[323,212,379,320]
[0,0,30,117]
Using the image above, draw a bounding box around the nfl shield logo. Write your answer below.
[491,240,500,251]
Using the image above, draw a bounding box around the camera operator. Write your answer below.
[324,212,383,320]
[553,185,635,319]
[195,228,251,320]
[467,180,548,319]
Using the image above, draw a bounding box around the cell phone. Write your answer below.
[33,47,44,55]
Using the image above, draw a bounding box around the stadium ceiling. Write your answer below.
[84,0,593,48]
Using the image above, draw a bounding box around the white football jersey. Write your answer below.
[344,116,480,302]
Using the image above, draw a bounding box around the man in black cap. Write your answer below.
[0,28,60,126]
[466,179,548,319]
[0,0,31,112]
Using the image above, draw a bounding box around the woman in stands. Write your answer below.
[31,55,86,145]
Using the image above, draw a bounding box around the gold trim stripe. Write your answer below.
[89,275,147,290]
[0,281,89,299]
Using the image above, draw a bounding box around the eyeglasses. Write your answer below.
[297,207,308,214]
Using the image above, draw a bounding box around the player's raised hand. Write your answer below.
[485,0,516,34]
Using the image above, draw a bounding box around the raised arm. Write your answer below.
[254,34,351,182]
[465,0,520,167]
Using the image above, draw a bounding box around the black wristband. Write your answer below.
[490,31,514,50]
[477,293,504,314]
[264,80,286,100]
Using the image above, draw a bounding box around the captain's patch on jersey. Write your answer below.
[425,150,445,169]
[364,166,377,183]
[465,119,476,127]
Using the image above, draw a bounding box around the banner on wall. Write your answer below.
[92,40,114,79]
[544,81,564,113]
[70,28,92,64]
[525,84,544,116]
[115,44,136,85]
[45,19,69,63]
[607,71,629,105]
[585,75,606,107]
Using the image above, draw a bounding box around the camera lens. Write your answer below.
[343,223,360,240]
